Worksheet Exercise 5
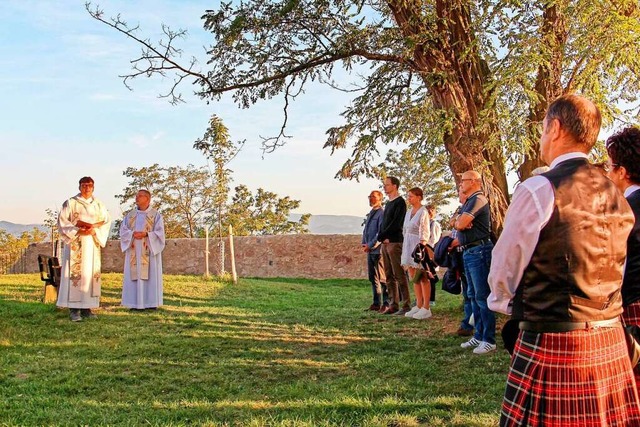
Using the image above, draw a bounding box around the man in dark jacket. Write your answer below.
[362,190,387,311]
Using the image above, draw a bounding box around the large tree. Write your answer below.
[489,1,640,180]
[88,1,640,232]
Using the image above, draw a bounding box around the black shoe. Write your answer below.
[70,309,82,322]
[80,309,97,319]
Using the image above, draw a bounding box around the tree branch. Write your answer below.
[86,2,213,104]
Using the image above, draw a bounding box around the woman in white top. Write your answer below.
[401,187,432,320]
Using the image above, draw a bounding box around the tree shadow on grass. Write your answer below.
[0,277,505,426]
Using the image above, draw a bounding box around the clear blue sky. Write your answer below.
[0,0,381,224]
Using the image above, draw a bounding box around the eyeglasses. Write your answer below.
[460,178,475,182]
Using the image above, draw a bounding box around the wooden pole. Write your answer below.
[228,224,237,284]
[218,205,225,274]
[204,227,210,278]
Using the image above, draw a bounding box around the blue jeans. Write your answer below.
[463,243,496,345]
[367,253,388,306]
[459,274,474,331]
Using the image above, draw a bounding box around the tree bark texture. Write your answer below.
[518,2,567,181]
[389,0,510,232]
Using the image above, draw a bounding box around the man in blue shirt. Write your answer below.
[362,190,388,311]
[451,170,496,354]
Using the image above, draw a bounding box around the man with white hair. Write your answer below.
[451,170,496,354]
[120,189,166,310]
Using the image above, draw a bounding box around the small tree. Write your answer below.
[117,164,216,238]
[43,208,60,255]
[225,185,310,236]
[193,115,244,271]
[117,166,310,238]
[0,228,47,273]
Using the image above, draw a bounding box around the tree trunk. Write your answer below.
[439,107,510,235]
[389,0,510,232]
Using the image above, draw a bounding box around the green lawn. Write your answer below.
[0,273,510,426]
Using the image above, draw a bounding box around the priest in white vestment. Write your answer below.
[120,189,165,310]
[57,177,111,322]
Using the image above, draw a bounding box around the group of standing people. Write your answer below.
[363,94,640,425]
[55,177,166,321]
[362,177,441,320]
[362,170,497,354]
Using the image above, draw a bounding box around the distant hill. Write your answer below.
[1,215,366,237]
[290,214,364,235]
[0,221,48,236]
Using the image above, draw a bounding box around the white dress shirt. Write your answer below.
[487,152,589,314]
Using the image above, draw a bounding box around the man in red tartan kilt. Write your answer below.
[488,94,640,426]
[607,126,640,392]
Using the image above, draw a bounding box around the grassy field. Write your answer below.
[0,273,510,426]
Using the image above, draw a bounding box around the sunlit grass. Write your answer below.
[0,273,509,426]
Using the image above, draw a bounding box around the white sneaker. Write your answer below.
[473,341,497,355]
[412,307,432,320]
[461,337,480,349]
[404,306,420,317]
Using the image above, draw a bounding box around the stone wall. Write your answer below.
[18,234,368,279]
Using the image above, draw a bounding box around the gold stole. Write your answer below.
[68,198,102,302]
[128,210,156,281]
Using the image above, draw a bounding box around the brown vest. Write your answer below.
[512,158,634,322]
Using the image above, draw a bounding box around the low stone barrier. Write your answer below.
[19,234,367,279]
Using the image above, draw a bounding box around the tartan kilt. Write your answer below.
[501,326,640,427]
[624,300,640,393]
